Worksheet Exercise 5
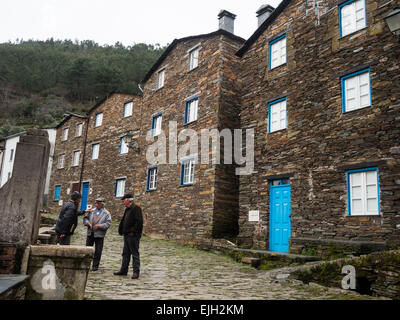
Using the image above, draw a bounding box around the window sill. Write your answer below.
[156,86,164,92]
[269,63,287,71]
[123,115,132,119]
[268,128,287,135]
[346,214,380,217]
[180,183,194,187]
[342,105,372,114]
[339,27,367,40]
[188,66,199,73]
[183,119,198,127]
[146,189,157,192]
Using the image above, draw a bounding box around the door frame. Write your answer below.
[268,178,292,252]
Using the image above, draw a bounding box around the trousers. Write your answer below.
[57,235,71,245]
[86,234,105,268]
[120,235,140,274]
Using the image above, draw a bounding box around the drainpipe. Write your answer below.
[78,116,89,193]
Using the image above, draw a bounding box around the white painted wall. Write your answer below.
[0,134,21,187]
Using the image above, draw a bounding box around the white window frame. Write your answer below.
[269,35,287,70]
[124,101,133,118]
[189,47,199,71]
[339,0,367,38]
[341,68,371,113]
[268,98,287,133]
[115,178,126,198]
[157,69,165,89]
[72,150,81,167]
[120,137,129,154]
[91,143,100,160]
[185,97,198,124]
[152,113,162,137]
[76,123,83,137]
[58,153,65,169]
[347,168,380,216]
[62,127,69,141]
[95,113,103,128]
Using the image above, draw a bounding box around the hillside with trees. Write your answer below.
[0,39,165,138]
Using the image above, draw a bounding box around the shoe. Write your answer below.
[92,267,98,271]
[131,273,140,279]
[113,271,127,276]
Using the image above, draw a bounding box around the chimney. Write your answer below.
[256,4,275,27]
[218,10,236,34]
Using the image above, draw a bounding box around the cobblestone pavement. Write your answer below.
[70,222,378,300]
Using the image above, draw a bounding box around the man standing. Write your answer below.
[83,198,112,271]
[55,191,88,245]
[114,193,143,279]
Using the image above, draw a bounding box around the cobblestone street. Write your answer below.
[71,222,377,300]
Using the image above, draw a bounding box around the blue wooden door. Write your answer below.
[80,182,90,210]
[269,184,291,252]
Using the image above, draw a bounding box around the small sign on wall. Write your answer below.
[58,200,63,206]
[66,188,70,195]
[249,210,260,222]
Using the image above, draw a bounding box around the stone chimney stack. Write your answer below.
[256,4,275,27]
[218,10,236,34]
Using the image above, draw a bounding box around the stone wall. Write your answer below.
[291,250,400,300]
[47,115,87,213]
[237,0,400,249]
[82,93,139,217]
[134,32,244,241]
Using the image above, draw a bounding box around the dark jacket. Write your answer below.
[55,201,85,236]
[118,203,143,237]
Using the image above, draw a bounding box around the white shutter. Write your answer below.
[270,37,286,69]
[344,71,370,112]
[124,102,133,117]
[92,144,99,159]
[341,0,366,37]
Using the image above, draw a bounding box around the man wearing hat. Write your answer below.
[114,193,143,279]
[55,191,89,245]
[83,197,112,271]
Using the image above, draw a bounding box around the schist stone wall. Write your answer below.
[237,0,400,250]
[82,93,139,217]
[47,114,87,213]
[134,31,245,242]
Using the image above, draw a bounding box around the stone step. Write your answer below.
[236,248,320,263]
[241,257,261,267]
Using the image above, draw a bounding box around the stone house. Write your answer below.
[236,0,400,252]
[47,1,400,253]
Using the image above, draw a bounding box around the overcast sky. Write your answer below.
[0,0,283,46]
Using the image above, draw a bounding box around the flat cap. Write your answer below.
[121,193,134,200]
[95,197,105,203]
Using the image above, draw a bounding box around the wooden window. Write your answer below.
[339,0,366,38]
[269,34,286,70]
[157,69,165,89]
[347,168,380,216]
[147,166,158,190]
[152,113,162,137]
[120,137,129,154]
[58,154,65,169]
[54,185,61,201]
[124,101,133,118]
[76,123,83,137]
[72,150,80,167]
[181,158,195,185]
[95,113,103,128]
[341,68,371,112]
[91,143,100,160]
[115,178,126,197]
[185,97,198,124]
[268,98,287,133]
[62,127,69,141]
[189,47,199,71]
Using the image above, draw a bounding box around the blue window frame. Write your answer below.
[341,68,371,113]
[54,185,61,201]
[269,34,286,70]
[115,178,126,198]
[339,0,367,38]
[180,157,195,186]
[151,112,162,137]
[184,96,199,124]
[147,166,158,191]
[346,167,380,216]
[268,97,287,133]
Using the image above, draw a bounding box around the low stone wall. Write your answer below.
[290,237,391,259]
[0,244,28,274]
[291,250,400,300]
[25,245,94,300]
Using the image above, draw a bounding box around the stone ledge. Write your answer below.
[30,245,94,259]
